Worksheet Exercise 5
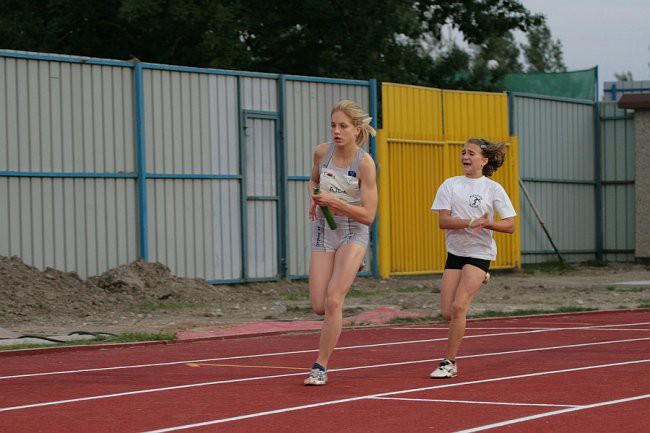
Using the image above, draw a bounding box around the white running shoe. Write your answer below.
[304,368,328,385]
[483,272,490,285]
[430,359,457,378]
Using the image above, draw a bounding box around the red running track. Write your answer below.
[1,310,649,432]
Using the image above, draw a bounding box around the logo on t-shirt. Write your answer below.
[469,194,482,208]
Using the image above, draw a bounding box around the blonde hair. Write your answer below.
[331,100,376,146]
[466,138,507,177]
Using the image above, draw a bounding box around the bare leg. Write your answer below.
[439,269,462,321]
[308,251,336,316]
[445,265,486,360]
[314,243,366,369]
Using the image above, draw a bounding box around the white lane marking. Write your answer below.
[3,321,648,380]
[139,359,650,433]
[455,394,650,432]
[1,337,648,413]
[371,396,580,408]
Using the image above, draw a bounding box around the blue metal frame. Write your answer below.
[1,49,379,283]
[241,109,282,280]
[369,78,379,278]
[134,63,149,261]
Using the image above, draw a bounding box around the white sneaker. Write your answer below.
[430,359,457,378]
[304,368,328,385]
[483,272,490,285]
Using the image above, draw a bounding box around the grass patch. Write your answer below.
[0,331,176,352]
[638,299,650,309]
[387,315,441,324]
[347,289,375,298]
[395,286,431,293]
[579,259,608,268]
[607,286,647,293]
[522,261,574,274]
[281,291,310,301]
[469,306,598,319]
[137,301,209,312]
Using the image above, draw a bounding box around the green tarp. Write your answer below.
[504,67,598,101]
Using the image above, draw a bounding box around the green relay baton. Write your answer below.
[313,188,337,229]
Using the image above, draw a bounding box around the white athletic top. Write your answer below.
[431,175,516,261]
[317,142,366,212]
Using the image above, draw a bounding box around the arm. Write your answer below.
[437,209,474,230]
[486,216,515,234]
[312,154,378,226]
[438,210,515,234]
[308,143,329,220]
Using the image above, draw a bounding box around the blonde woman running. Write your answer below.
[304,100,377,386]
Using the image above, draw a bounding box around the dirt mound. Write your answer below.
[88,260,220,303]
[1,256,100,320]
[0,256,230,322]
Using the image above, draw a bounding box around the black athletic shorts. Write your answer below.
[445,252,491,273]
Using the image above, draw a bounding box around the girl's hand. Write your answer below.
[471,212,490,230]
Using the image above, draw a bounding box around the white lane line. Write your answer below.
[4,321,648,381]
[1,337,648,413]
[455,394,650,432]
[400,327,650,332]
[0,330,566,380]
[139,359,650,433]
[371,396,580,408]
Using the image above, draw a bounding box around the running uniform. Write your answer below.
[312,143,370,252]
[431,175,516,266]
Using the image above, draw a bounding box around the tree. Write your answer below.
[614,71,634,82]
[469,32,523,90]
[521,21,566,73]
[0,0,544,89]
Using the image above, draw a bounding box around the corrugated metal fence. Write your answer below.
[1,50,636,282]
[511,94,635,263]
[0,50,374,282]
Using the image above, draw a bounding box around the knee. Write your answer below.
[451,301,468,319]
[312,306,325,316]
[325,296,343,315]
[440,306,452,321]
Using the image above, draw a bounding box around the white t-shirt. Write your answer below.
[431,176,516,261]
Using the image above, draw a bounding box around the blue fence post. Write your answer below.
[133,62,149,261]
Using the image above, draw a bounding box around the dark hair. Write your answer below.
[467,138,507,177]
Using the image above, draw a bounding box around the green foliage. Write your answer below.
[521,21,567,72]
[395,286,432,293]
[0,0,546,90]
[470,306,597,318]
[614,71,634,81]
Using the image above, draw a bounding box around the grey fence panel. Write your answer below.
[284,80,371,278]
[240,76,278,112]
[143,69,242,280]
[244,116,279,279]
[0,177,138,276]
[600,101,635,262]
[513,94,597,263]
[147,179,238,280]
[0,56,135,173]
[0,52,138,278]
